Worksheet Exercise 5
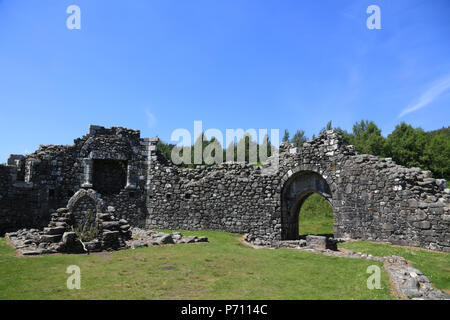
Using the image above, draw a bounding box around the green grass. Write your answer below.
[299,216,334,236]
[340,241,450,294]
[299,193,334,236]
[298,194,450,295]
[0,231,392,300]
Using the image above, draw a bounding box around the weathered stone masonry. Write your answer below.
[1,125,449,252]
[0,125,149,234]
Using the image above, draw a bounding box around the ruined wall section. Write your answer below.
[333,153,450,251]
[145,146,280,241]
[279,131,450,252]
[143,133,344,243]
[276,131,355,241]
[22,144,78,208]
[75,126,149,226]
[0,164,45,234]
[0,125,151,234]
[145,130,449,251]
[1,125,448,251]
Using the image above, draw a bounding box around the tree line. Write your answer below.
[283,120,450,181]
[158,121,450,181]
[157,132,274,168]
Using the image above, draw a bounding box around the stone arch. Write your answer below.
[80,137,95,157]
[280,168,336,240]
[79,136,138,193]
[277,164,337,194]
[80,136,134,160]
[67,189,105,226]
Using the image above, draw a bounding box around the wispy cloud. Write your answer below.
[145,110,157,128]
[399,75,450,117]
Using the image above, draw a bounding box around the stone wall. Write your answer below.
[145,130,450,252]
[276,132,450,251]
[0,125,149,234]
[7,154,24,166]
[0,165,48,234]
[1,125,448,252]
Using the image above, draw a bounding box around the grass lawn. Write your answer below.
[0,230,392,300]
[298,194,450,295]
[340,240,450,294]
[299,216,334,236]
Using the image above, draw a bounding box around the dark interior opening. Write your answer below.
[93,159,127,195]
[67,190,75,198]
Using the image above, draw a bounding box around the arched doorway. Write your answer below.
[281,171,334,240]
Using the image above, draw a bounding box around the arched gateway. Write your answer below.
[281,171,333,240]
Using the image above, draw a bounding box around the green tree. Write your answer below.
[282,129,290,142]
[334,127,352,145]
[385,122,429,168]
[349,120,386,156]
[291,130,307,148]
[319,120,333,134]
[424,133,450,180]
[157,140,175,161]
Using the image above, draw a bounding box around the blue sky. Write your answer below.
[1,0,449,162]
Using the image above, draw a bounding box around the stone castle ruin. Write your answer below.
[1,125,449,253]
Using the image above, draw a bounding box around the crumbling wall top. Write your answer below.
[88,125,141,139]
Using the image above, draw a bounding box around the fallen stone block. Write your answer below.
[44,226,66,235]
[40,234,62,243]
[62,232,77,245]
[158,234,174,244]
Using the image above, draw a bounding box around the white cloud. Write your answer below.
[145,110,157,128]
[399,75,450,118]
